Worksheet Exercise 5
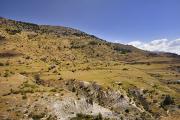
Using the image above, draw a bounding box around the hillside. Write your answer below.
[0,17,180,120]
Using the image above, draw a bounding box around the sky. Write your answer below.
[0,0,180,54]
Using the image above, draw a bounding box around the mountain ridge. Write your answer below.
[0,16,150,63]
[1,16,179,57]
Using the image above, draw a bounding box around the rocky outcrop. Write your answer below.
[16,80,154,120]
[64,80,154,120]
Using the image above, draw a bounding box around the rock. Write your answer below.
[55,93,59,97]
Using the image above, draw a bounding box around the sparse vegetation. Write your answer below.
[113,45,131,54]
[0,17,180,120]
[29,112,45,120]
[0,62,4,66]
[161,95,175,107]
[71,113,103,120]
[5,28,21,35]
[122,68,128,71]
[70,41,86,49]
[34,74,44,85]
[88,41,98,45]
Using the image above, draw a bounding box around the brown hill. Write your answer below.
[0,17,180,120]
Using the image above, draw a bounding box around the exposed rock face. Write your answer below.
[128,88,150,111]
[45,97,115,120]
[3,80,153,120]
[64,80,154,120]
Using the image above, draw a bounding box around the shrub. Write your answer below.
[0,35,5,40]
[5,62,10,66]
[3,71,9,77]
[146,62,151,65]
[113,46,131,54]
[27,33,38,39]
[88,41,98,45]
[34,74,40,81]
[10,89,19,94]
[96,113,103,120]
[122,68,128,71]
[72,32,86,37]
[125,109,129,113]
[178,105,180,109]
[70,42,85,49]
[105,42,111,46]
[71,69,76,73]
[50,88,57,92]
[72,87,76,92]
[34,74,43,85]
[71,113,102,120]
[161,95,175,106]
[29,112,45,120]
[58,77,63,80]
[25,56,30,59]
[0,62,4,66]
[86,98,93,105]
[20,71,27,75]
[120,95,124,98]
[84,66,90,71]
[5,28,21,35]
[22,93,27,99]
[48,65,56,71]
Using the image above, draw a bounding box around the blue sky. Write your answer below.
[0,0,180,43]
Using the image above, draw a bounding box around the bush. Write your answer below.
[0,35,5,40]
[97,113,103,120]
[22,93,27,99]
[58,77,63,80]
[70,42,85,49]
[122,68,128,71]
[72,87,76,92]
[20,71,28,75]
[6,28,21,35]
[71,113,103,120]
[29,112,45,120]
[27,33,38,39]
[84,66,90,71]
[146,62,151,65]
[34,74,43,85]
[3,71,9,77]
[0,62,4,66]
[113,46,131,54]
[86,98,93,105]
[125,109,129,113]
[161,95,175,106]
[34,74,40,81]
[25,56,30,59]
[88,41,98,45]
[50,88,57,92]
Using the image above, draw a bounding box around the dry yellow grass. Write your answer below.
[0,17,180,119]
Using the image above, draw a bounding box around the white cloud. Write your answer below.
[128,38,180,55]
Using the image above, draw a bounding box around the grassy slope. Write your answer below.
[0,17,180,119]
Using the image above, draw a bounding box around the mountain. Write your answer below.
[0,17,180,120]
